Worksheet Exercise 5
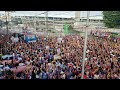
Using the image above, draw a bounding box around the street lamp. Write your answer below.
[5,11,9,34]
[5,11,15,34]
[81,11,90,79]
[45,11,49,37]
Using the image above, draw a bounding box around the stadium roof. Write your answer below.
[0,11,103,19]
[81,16,103,20]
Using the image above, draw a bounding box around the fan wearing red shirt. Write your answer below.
[83,73,88,79]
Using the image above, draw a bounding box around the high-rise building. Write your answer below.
[75,11,80,22]
[74,11,80,27]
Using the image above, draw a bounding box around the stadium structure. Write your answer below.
[0,11,104,33]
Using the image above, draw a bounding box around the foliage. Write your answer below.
[103,11,120,28]
[0,20,6,28]
[68,25,73,31]
[11,18,23,25]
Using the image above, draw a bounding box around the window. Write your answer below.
[48,17,53,20]
[54,18,57,20]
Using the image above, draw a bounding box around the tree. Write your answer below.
[68,25,74,34]
[0,20,5,28]
[12,18,23,25]
[0,20,2,28]
[68,25,73,31]
[103,11,120,28]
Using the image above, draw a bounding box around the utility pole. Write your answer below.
[5,11,9,34]
[53,17,55,30]
[81,11,90,79]
[34,16,37,32]
[74,11,80,29]
[45,11,48,31]
[62,17,64,36]
[37,11,48,34]
[62,17,64,32]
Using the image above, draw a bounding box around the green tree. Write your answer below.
[0,20,6,28]
[103,11,120,28]
[68,25,74,34]
[12,18,23,25]
[0,20,4,28]
[68,25,73,31]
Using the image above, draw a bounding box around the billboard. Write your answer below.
[25,34,37,43]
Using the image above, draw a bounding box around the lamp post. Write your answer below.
[81,11,90,79]
[5,11,9,35]
[45,11,49,37]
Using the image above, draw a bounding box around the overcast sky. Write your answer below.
[0,11,102,18]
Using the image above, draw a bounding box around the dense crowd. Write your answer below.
[0,33,120,79]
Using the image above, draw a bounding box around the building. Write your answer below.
[0,12,105,32]
[0,12,12,22]
[74,11,80,26]
[79,16,104,28]
[11,15,74,31]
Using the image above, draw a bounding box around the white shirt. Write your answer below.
[62,40,64,43]
[19,63,25,66]
[4,66,10,70]
[94,74,99,79]
[44,38,46,40]
[30,60,33,63]
[11,36,14,41]
[57,48,61,54]
[56,62,60,67]
[21,52,24,56]
[0,68,3,71]
[61,74,65,79]
[36,75,39,79]
[19,46,22,49]
[26,61,30,65]
[13,53,15,57]
[0,65,3,68]
[18,57,22,61]
[86,50,89,53]
[57,38,62,43]
[85,58,88,61]
[46,46,49,50]
[97,64,100,67]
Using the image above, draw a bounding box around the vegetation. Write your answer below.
[103,11,120,28]
[68,25,83,34]
[11,18,23,25]
[0,20,7,28]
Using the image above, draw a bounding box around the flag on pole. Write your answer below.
[63,23,69,35]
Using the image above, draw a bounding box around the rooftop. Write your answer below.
[0,11,103,19]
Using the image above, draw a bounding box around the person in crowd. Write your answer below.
[0,32,119,79]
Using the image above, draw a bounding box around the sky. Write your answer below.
[0,11,102,18]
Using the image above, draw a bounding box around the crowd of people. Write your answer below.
[0,32,120,79]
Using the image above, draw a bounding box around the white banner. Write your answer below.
[11,36,19,42]
[27,35,35,39]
